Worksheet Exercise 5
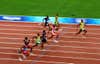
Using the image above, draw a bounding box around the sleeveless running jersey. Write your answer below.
[80,22,85,30]
[54,16,59,25]
[36,36,41,44]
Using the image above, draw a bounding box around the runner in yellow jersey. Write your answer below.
[54,13,60,30]
[32,33,47,50]
[32,33,41,48]
[76,19,87,35]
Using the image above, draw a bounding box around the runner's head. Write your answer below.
[25,37,28,40]
[43,30,46,33]
[81,19,84,22]
[37,33,40,36]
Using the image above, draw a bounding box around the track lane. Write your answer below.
[1,21,99,64]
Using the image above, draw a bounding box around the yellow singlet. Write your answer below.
[80,22,85,30]
[36,36,41,44]
[54,16,59,25]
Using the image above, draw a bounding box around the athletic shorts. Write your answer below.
[22,50,29,56]
[54,21,59,26]
[36,41,41,44]
[41,39,47,43]
[80,28,85,31]
[44,22,48,26]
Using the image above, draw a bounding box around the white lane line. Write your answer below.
[0,27,100,33]
[0,28,100,36]
[0,52,20,55]
[49,45,100,50]
[0,34,99,40]
[0,36,99,44]
[0,42,31,45]
[0,58,68,64]
[0,32,99,43]
[0,37,100,50]
[0,39,100,45]
[1,40,100,50]
[0,32,32,35]
[0,25,100,31]
[0,31,100,38]
[0,23,100,30]
[0,34,100,40]
[0,31,100,40]
[0,51,100,61]
[0,46,100,56]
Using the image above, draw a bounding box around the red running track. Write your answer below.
[0,21,100,64]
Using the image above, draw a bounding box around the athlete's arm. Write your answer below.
[42,18,45,23]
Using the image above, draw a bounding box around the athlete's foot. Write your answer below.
[30,52,34,56]
[22,54,26,59]
[19,57,23,61]
[53,40,58,43]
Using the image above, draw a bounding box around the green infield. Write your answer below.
[0,0,99,18]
